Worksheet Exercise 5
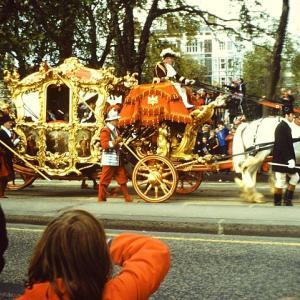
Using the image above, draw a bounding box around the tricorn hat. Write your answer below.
[0,114,14,125]
[105,108,120,121]
[282,103,294,115]
[160,48,179,59]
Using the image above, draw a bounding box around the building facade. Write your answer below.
[181,29,243,85]
[156,25,244,85]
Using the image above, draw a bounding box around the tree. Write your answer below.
[106,0,269,79]
[1,0,273,82]
[267,0,289,99]
[0,0,58,77]
[243,45,273,98]
[291,52,300,88]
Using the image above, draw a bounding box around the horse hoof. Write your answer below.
[254,198,266,204]
[253,194,266,203]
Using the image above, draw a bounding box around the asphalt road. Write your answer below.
[1,225,300,300]
[5,175,273,205]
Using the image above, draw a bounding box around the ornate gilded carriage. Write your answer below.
[4,57,129,188]
[3,57,232,202]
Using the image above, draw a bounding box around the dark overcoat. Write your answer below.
[154,62,186,83]
[0,129,15,180]
[0,204,8,273]
[272,120,296,173]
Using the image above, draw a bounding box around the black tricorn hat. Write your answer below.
[0,114,14,125]
[282,103,294,115]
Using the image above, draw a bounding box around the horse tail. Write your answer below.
[232,122,248,173]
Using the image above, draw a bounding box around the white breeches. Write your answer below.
[172,82,190,108]
[274,172,300,189]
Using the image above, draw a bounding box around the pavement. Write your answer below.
[1,174,300,238]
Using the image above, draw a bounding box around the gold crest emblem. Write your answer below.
[148,95,158,105]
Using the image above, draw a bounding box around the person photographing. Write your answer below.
[17,210,171,300]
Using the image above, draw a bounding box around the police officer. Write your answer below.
[272,103,299,206]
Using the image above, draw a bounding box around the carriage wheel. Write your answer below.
[176,171,203,194]
[7,163,38,191]
[132,155,178,203]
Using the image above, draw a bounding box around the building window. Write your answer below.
[199,41,203,53]
[228,58,233,69]
[220,59,226,69]
[186,40,198,53]
[219,41,225,50]
[227,41,233,50]
[205,56,212,73]
[186,43,191,53]
[204,40,212,53]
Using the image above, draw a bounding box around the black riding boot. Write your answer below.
[284,190,294,206]
[273,193,282,206]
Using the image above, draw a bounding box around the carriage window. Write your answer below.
[46,84,70,122]
[16,92,40,122]
[78,92,98,123]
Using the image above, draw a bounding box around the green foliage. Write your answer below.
[0,0,284,90]
[177,56,207,82]
[291,52,300,86]
[243,37,299,99]
[243,45,272,97]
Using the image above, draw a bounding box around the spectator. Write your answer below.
[0,115,20,194]
[226,80,242,121]
[205,92,214,105]
[279,88,295,107]
[238,78,248,114]
[201,124,210,139]
[199,136,210,156]
[225,126,236,156]
[17,210,170,300]
[216,121,229,155]
[0,204,8,273]
[208,130,220,155]
[0,144,9,197]
[194,128,203,154]
[193,88,206,108]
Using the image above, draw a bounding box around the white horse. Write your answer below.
[232,116,300,203]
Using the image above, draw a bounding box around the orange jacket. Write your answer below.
[16,233,170,300]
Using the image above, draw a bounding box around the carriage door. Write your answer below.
[43,83,74,175]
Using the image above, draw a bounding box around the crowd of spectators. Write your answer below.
[191,78,249,157]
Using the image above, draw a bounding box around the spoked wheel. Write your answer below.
[132,155,178,203]
[7,164,38,191]
[176,171,203,194]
